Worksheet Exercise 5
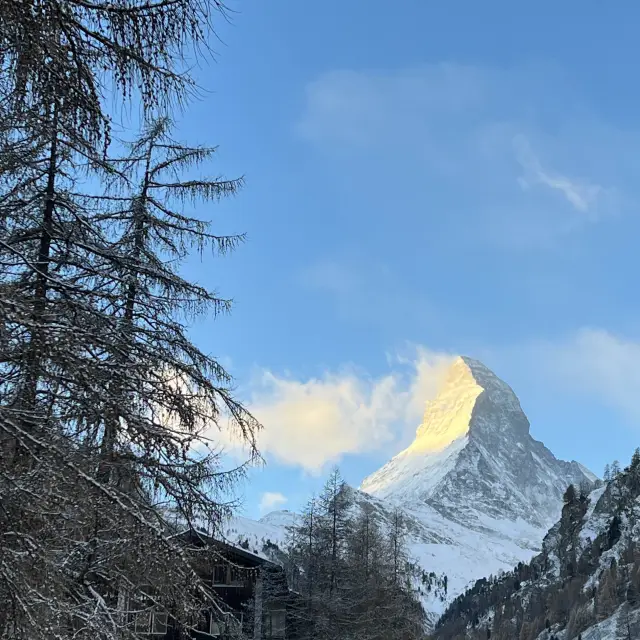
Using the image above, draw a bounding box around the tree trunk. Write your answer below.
[253,572,263,640]
[98,150,149,484]
[19,103,59,413]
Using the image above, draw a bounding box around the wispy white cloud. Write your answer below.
[259,491,288,513]
[296,63,627,248]
[224,347,454,474]
[300,259,363,298]
[533,328,640,423]
[513,134,604,215]
[296,65,490,152]
[190,328,640,476]
[239,329,640,474]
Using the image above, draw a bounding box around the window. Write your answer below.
[213,564,228,585]
[151,612,168,635]
[229,566,245,586]
[264,610,286,639]
[204,612,242,637]
[213,564,246,587]
[122,588,167,636]
[131,610,167,635]
[209,619,221,637]
[197,610,240,638]
[133,611,151,634]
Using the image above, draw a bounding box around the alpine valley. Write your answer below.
[223,357,629,637]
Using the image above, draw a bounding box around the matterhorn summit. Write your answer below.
[362,356,596,531]
[356,356,598,620]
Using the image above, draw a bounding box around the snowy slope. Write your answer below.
[359,357,596,615]
[433,457,640,639]
[536,605,640,640]
[221,510,296,559]
[226,357,596,626]
[361,356,594,530]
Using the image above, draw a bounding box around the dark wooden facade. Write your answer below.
[165,529,300,640]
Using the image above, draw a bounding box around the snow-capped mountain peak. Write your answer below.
[360,357,593,532]
[354,357,598,622]
[226,356,598,627]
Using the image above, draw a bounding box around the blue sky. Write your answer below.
[168,1,640,518]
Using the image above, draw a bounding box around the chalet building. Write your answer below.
[130,528,302,640]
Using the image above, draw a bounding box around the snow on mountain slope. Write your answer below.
[225,357,596,625]
[434,456,640,639]
[357,357,596,619]
[361,356,593,531]
[257,510,298,529]
[222,510,296,559]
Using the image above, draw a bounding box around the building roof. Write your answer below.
[173,527,278,568]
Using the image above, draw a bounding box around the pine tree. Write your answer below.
[1,0,232,149]
[283,472,425,640]
[344,504,384,637]
[0,88,132,635]
[0,118,261,639]
[0,0,265,637]
[563,483,577,504]
[316,466,350,600]
[389,507,408,587]
[608,515,622,549]
[344,502,424,639]
[612,460,622,478]
[287,495,319,640]
[596,564,618,620]
[579,480,591,501]
[96,117,259,523]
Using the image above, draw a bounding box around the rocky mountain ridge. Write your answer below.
[361,356,596,531]
[224,356,597,626]
[433,450,640,639]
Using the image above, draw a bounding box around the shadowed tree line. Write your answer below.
[431,450,640,640]
[248,468,427,640]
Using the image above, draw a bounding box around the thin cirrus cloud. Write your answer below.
[235,347,454,474]
[532,328,640,424]
[513,134,605,216]
[296,62,625,245]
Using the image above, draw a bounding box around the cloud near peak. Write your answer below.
[202,330,640,476]
[259,492,288,513]
[242,348,454,474]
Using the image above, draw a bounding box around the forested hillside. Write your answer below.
[432,451,640,640]
[250,469,427,639]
